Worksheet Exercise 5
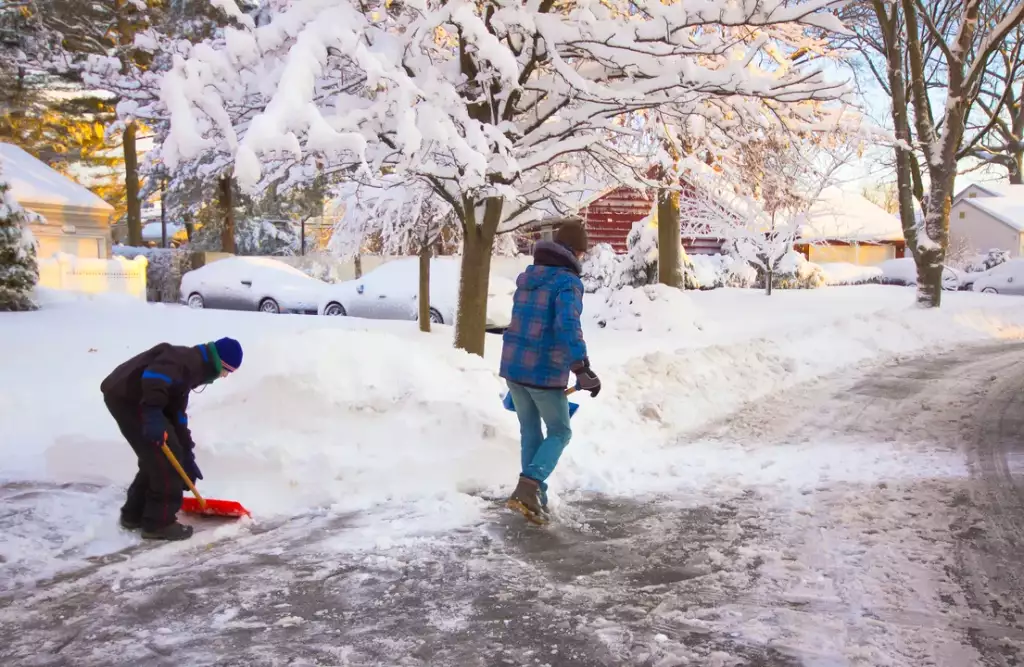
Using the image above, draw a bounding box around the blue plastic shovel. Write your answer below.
[502,387,580,418]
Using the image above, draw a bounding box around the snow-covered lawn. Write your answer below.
[3,285,1024,662]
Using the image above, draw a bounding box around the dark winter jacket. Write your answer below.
[500,241,588,389]
[101,343,222,448]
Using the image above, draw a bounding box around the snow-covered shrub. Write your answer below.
[0,179,39,311]
[769,252,826,290]
[114,246,192,303]
[588,284,702,334]
[581,221,701,292]
[581,243,620,293]
[818,262,883,286]
[965,249,1010,273]
[620,220,659,287]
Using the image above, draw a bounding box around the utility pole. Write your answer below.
[160,177,167,248]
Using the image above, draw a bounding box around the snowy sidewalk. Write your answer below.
[4,341,1024,666]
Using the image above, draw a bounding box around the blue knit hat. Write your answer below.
[214,337,243,372]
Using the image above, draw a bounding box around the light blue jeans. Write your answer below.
[506,380,572,506]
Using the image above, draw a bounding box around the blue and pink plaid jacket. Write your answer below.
[500,242,588,389]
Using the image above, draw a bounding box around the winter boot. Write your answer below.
[142,522,194,541]
[119,513,142,531]
[506,476,550,525]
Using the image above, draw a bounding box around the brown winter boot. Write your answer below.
[506,476,549,525]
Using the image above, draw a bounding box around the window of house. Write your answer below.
[959,211,966,219]
[968,192,977,198]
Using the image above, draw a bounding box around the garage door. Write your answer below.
[34,235,102,259]
[809,244,895,266]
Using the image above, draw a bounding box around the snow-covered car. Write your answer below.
[320,257,516,329]
[180,257,330,314]
[971,259,1024,295]
[878,257,961,291]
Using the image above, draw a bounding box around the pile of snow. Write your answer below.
[818,262,883,286]
[587,284,702,334]
[560,289,1024,495]
[192,329,514,516]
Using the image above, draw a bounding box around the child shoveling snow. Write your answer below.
[100,338,243,541]
[500,222,602,525]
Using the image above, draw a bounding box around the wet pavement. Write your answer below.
[6,343,1024,666]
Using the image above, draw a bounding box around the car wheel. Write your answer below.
[187,293,204,309]
[324,302,347,316]
[259,298,281,314]
[982,287,999,294]
[429,308,444,324]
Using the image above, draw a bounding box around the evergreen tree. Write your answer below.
[0,177,39,311]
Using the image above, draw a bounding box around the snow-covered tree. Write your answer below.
[333,176,457,331]
[841,0,1024,306]
[0,177,39,311]
[679,133,852,295]
[161,0,852,355]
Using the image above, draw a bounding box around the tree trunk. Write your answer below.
[123,121,142,247]
[1010,150,1023,185]
[418,240,432,333]
[765,267,773,296]
[916,182,954,307]
[453,197,500,356]
[354,253,363,279]
[219,174,236,253]
[657,188,683,288]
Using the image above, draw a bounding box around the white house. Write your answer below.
[950,183,1024,256]
[0,142,115,259]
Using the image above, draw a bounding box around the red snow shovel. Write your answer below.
[503,387,580,418]
[161,435,251,518]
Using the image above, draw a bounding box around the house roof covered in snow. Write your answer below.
[961,196,1024,232]
[797,188,905,243]
[957,182,1024,201]
[0,142,114,213]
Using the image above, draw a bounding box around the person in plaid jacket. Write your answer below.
[500,222,601,524]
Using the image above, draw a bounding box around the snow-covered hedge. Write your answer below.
[587,284,702,334]
[113,246,193,303]
[818,262,884,286]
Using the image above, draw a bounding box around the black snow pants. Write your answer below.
[104,395,187,531]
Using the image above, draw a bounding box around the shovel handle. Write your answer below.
[565,387,577,397]
[161,435,206,510]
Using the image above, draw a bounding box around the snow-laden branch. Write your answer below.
[161,0,852,228]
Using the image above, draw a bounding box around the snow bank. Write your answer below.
[819,262,883,286]
[191,328,516,516]
[587,284,702,334]
[560,292,1024,497]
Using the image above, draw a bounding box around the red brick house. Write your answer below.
[525,182,726,254]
